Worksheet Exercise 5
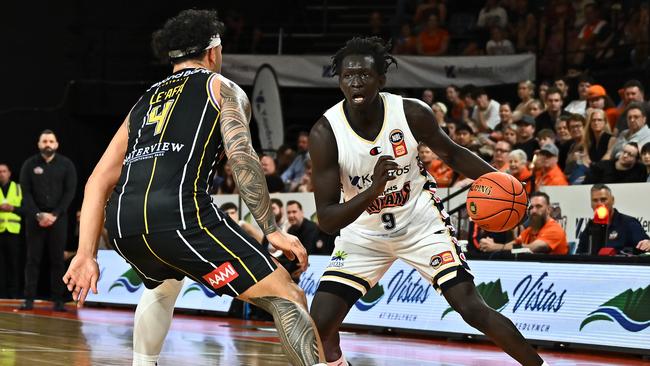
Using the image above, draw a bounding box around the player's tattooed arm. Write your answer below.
[219,79,277,235]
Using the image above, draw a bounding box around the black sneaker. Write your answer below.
[53,301,67,312]
[19,299,34,310]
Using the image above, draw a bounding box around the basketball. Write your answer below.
[466,172,528,232]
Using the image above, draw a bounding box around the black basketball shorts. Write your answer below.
[111,218,277,297]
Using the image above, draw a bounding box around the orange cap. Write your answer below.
[587,85,607,99]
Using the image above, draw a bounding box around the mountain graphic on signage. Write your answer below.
[183,282,218,298]
[354,284,385,311]
[109,268,143,293]
[441,280,509,319]
[580,285,650,332]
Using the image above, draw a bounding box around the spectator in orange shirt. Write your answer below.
[508,149,533,195]
[479,191,568,254]
[393,23,418,55]
[417,14,449,56]
[534,143,569,187]
[491,141,512,171]
[418,142,452,187]
[445,84,465,122]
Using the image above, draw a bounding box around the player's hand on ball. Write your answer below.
[62,254,99,307]
[267,231,308,271]
[370,155,399,196]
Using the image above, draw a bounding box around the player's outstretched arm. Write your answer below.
[310,117,398,234]
[404,98,496,180]
[216,77,307,268]
[63,116,129,306]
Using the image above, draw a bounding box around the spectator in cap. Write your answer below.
[513,115,539,162]
[585,142,647,184]
[586,84,620,130]
[607,102,650,160]
[564,75,593,116]
[534,143,569,187]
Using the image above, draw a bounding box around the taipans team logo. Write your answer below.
[355,284,385,311]
[109,268,143,293]
[365,181,411,214]
[442,280,510,319]
[580,285,650,332]
[389,129,408,157]
[182,282,218,298]
[328,250,348,268]
[369,146,382,156]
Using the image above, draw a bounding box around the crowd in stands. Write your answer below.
[209,72,650,258]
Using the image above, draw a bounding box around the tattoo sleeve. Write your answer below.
[219,79,277,235]
[251,296,322,366]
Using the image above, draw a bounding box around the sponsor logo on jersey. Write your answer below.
[369,146,382,156]
[366,181,411,214]
[349,165,410,190]
[430,250,455,269]
[390,129,408,157]
[203,262,239,290]
[123,141,185,164]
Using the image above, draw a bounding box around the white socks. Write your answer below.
[132,352,159,366]
[132,279,184,366]
[327,354,349,366]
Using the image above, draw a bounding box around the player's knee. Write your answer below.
[281,282,308,309]
[454,300,489,328]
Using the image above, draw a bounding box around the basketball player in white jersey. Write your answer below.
[309,37,548,366]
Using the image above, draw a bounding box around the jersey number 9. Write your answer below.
[381,213,396,230]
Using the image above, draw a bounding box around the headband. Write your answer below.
[168,34,221,59]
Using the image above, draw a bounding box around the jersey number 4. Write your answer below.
[381,213,396,230]
[146,100,174,136]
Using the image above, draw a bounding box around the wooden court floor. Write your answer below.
[0,300,648,366]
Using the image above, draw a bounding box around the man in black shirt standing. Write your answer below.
[19,130,77,311]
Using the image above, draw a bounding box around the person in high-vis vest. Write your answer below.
[0,163,23,299]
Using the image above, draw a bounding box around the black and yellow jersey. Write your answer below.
[105,68,226,238]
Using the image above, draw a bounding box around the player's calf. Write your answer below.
[250,295,323,366]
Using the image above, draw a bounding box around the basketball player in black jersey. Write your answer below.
[62,10,325,366]
[309,37,548,366]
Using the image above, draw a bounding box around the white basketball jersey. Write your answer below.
[324,92,450,238]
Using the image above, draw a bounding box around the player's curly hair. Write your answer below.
[331,36,397,76]
[152,9,225,64]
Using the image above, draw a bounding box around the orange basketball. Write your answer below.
[466,172,528,232]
